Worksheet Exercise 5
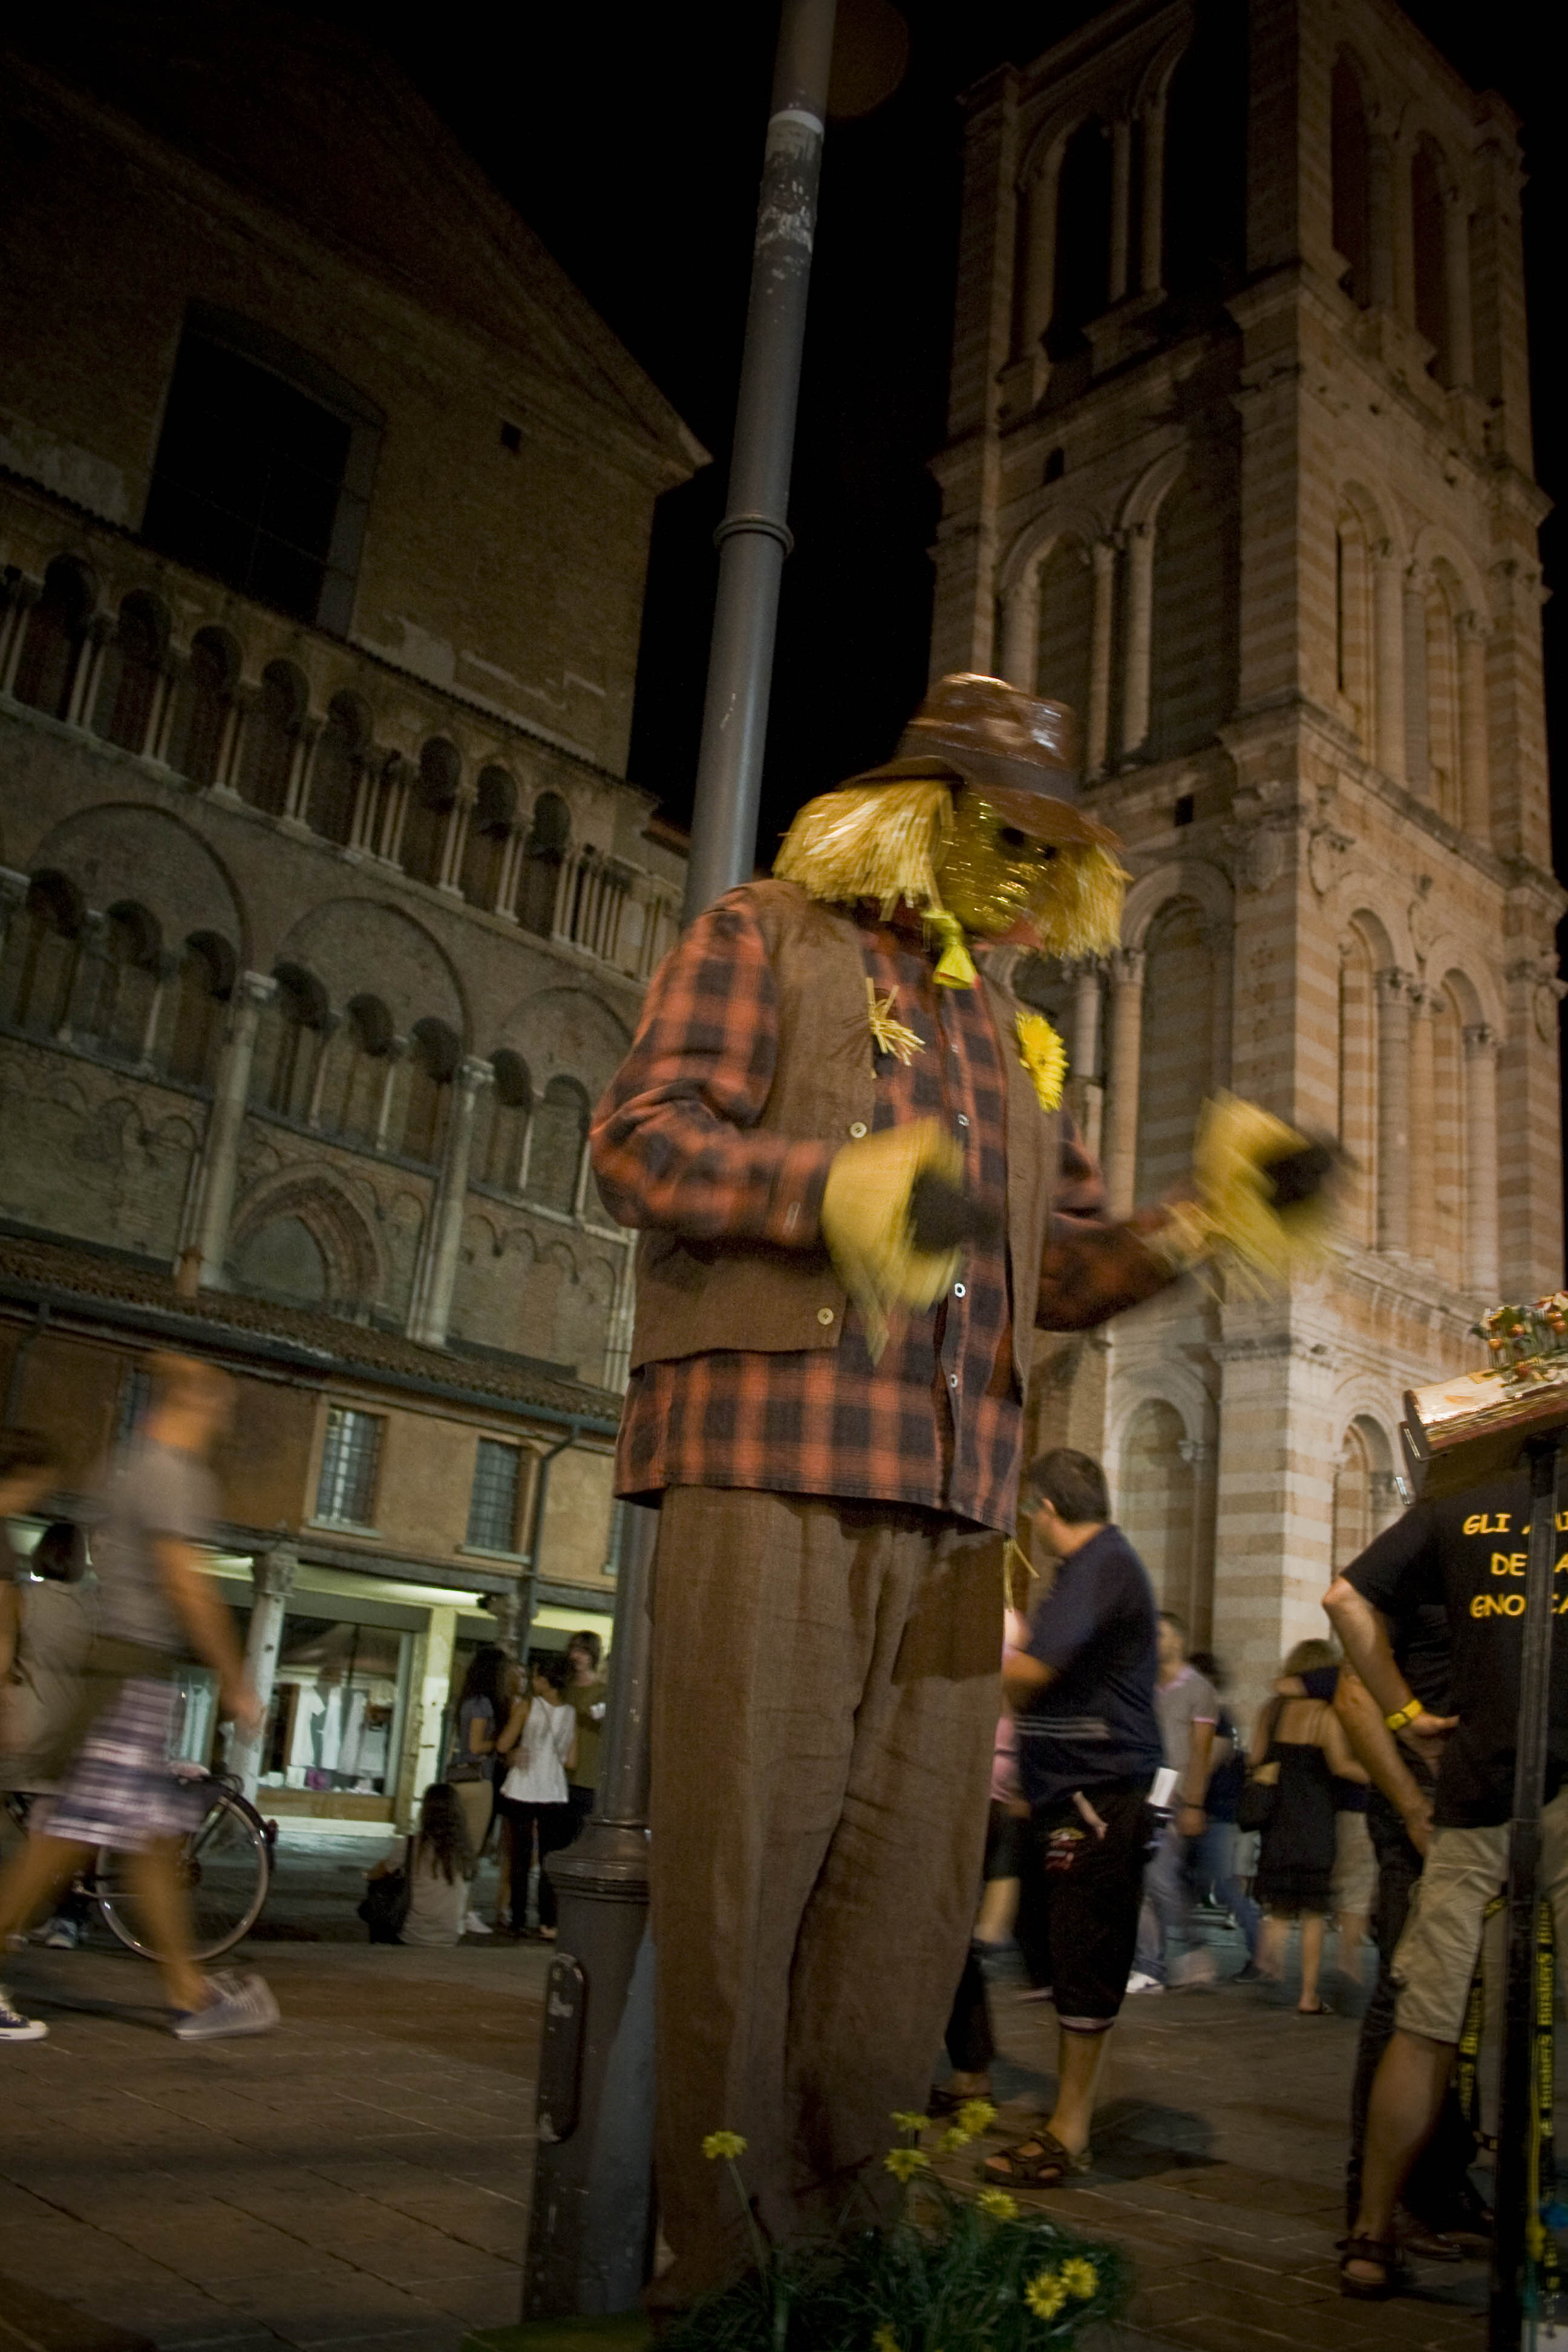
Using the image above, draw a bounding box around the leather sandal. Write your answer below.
[981,2130,1091,2189]
[1339,2234,1411,2299]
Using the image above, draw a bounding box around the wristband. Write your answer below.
[1385,1698,1423,1733]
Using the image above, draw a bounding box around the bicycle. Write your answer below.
[4,1770,275,1962]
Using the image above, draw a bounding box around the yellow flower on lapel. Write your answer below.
[1015,1010,1068,1112]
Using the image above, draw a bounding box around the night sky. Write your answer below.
[348,1,1563,880]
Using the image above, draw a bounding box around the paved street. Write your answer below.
[1,1844,1497,2351]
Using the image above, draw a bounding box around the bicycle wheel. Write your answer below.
[97,1787,272,1963]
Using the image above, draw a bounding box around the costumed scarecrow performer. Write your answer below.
[589,673,1336,2311]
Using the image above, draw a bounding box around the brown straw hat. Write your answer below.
[843,673,1115,848]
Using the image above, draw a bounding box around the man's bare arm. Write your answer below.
[154,1538,259,1732]
[1323,1576,1455,1771]
[1334,1662,1433,1854]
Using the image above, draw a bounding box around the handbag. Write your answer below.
[1235,1699,1283,1833]
[358,1838,413,1943]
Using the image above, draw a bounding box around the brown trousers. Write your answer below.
[648,1487,1001,2305]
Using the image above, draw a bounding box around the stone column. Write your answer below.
[379,757,413,865]
[1086,539,1117,777]
[1463,1024,1500,1296]
[374,1037,408,1152]
[999,567,1039,691]
[1402,568,1429,795]
[284,717,324,824]
[1443,187,1474,387]
[1372,543,1406,783]
[229,1544,298,1800]
[1374,968,1411,1255]
[1109,117,1132,302]
[138,950,179,1068]
[190,972,276,1284]
[67,615,113,731]
[1368,137,1396,310]
[407,1056,492,1347]
[1103,947,1145,1215]
[0,577,41,694]
[214,684,252,797]
[1138,97,1166,295]
[1119,523,1155,759]
[1406,984,1436,1266]
[149,655,184,766]
[1069,956,1104,1155]
[439,790,475,896]
[397,1604,458,1831]
[1457,612,1491,840]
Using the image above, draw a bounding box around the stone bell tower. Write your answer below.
[933,0,1560,1697]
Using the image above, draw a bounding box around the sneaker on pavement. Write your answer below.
[464,1910,493,1935]
[42,1918,81,1950]
[1125,1970,1165,1994]
[1,1982,48,2042]
[171,1971,280,2042]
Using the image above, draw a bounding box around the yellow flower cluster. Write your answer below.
[883,2147,932,2184]
[701,2131,748,2161]
[1024,2258,1099,2319]
[976,2187,1019,2221]
[871,2328,901,2352]
[890,2110,932,2134]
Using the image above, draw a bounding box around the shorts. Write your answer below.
[41,1677,207,1854]
[1028,1782,1152,2028]
[1333,1809,1376,1916]
[1392,1785,1568,2044]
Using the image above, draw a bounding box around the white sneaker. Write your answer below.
[1125,1970,1165,1994]
[464,1911,493,1935]
[1,1982,48,2042]
[171,1971,280,2042]
[42,1918,81,1950]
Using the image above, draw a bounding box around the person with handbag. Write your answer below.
[497,1656,578,1939]
[362,1781,475,1947]
[1249,1638,1366,2013]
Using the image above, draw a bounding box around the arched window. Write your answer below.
[232,1216,330,1309]
[518,792,570,935]
[401,739,460,887]
[172,627,239,787]
[166,932,233,1087]
[308,691,369,846]
[240,660,306,815]
[402,1017,459,1163]
[1048,119,1111,357]
[1147,452,1240,760]
[263,962,328,1120]
[83,901,162,1060]
[1337,927,1378,1248]
[1136,901,1215,1201]
[1332,1421,1374,1567]
[1330,57,1372,307]
[1411,141,1449,376]
[1034,537,1093,731]
[528,1075,590,1214]
[335,993,392,1143]
[462,767,516,909]
[1118,1399,1195,1613]
[1161,0,1247,302]
[2,871,83,1034]
[13,557,94,719]
[479,1049,532,1189]
[93,592,168,754]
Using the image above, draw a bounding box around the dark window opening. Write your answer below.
[1162,1,1249,304]
[500,420,523,454]
[143,312,381,633]
[1043,447,1067,485]
[1411,144,1449,376]
[1174,793,1195,828]
[1048,119,1112,357]
[1331,57,1372,307]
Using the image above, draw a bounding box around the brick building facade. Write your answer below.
[935,0,1561,1698]
[0,9,701,1820]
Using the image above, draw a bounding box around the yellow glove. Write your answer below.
[820,1118,965,1361]
[1152,1093,1344,1290]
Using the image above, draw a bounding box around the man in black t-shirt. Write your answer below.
[1326,1468,1564,2295]
[984,1448,1162,2195]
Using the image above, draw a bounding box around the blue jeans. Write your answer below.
[1192,1817,1261,1961]
[1135,1821,1194,1981]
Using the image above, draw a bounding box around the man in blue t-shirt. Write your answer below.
[984,1448,1162,2194]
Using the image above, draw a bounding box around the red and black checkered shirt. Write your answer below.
[592,895,1169,1535]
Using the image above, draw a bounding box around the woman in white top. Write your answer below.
[497,1656,578,1940]
[367,1780,475,1948]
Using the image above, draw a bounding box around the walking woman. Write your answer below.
[497,1656,577,1939]
[1252,1638,1367,2013]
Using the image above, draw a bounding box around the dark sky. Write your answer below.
[356,2,1562,877]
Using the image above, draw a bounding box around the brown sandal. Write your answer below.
[1339,2234,1411,2300]
[981,2130,1091,2189]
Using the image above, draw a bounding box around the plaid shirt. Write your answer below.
[592,894,1172,1534]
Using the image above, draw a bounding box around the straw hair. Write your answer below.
[774,777,1128,958]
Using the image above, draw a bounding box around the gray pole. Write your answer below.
[521,2,838,2319]
[683,0,839,923]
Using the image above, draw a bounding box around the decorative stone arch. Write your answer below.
[227,1166,385,1315]
[273,896,469,1048]
[1116,446,1189,535]
[1406,523,1489,624]
[26,801,249,969]
[1416,945,1501,1034]
[1120,857,1233,953]
[1130,18,1195,119]
[1330,1405,1400,1568]
[998,501,1108,597]
[1109,1381,1210,1621]
[1322,883,1409,975]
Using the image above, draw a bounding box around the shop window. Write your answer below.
[252,1615,407,1797]
[315,1405,384,1527]
[142,308,381,633]
[466,1437,523,1553]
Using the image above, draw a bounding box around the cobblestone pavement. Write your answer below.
[0,1846,1499,2351]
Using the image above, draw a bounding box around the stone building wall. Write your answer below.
[939,0,1561,1705]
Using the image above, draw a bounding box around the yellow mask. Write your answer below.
[935,792,1067,942]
